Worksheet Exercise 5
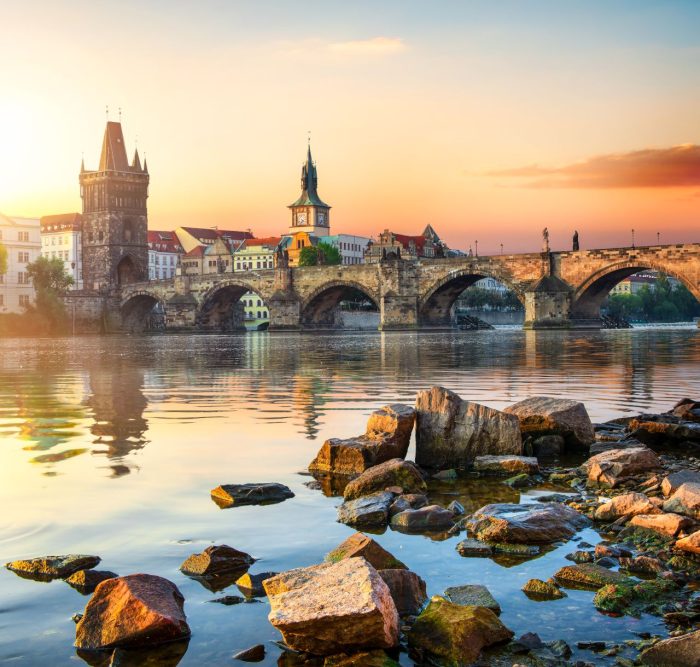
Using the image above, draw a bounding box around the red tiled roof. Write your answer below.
[184,246,205,258]
[148,230,183,253]
[240,236,282,248]
[393,233,427,253]
[40,212,82,232]
[181,227,254,242]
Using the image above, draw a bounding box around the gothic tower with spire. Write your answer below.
[79,121,149,291]
[288,143,331,237]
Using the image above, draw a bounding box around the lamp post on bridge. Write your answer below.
[500,243,503,255]
[475,240,478,257]
[657,232,660,245]
[631,228,635,249]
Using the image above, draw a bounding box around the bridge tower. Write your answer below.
[79,120,149,291]
[287,142,331,237]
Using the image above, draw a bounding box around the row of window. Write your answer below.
[0,272,30,285]
[236,260,273,270]
[43,235,76,246]
[0,230,32,242]
[43,250,78,262]
[149,254,177,266]
[0,294,31,307]
[244,310,268,319]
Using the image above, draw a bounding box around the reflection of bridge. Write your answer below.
[72,244,700,332]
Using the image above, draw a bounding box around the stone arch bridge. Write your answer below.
[71,244,700,332]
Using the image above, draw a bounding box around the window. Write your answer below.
[19,294,30,307]
[18,231,29,242]
[257,311,262,318]
[0,294,3,306]
[18,251,29,263]
[18,272,29,285]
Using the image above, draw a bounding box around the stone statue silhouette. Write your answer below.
[573,230,579,251]
[542,227,550,252]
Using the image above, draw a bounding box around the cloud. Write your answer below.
[328,37,406,56]
[488,144,700,189]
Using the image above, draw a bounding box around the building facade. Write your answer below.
[324,234,371,265]
[0,214,41,313]
[40,213,83,289]
[234,237,281,271]
[147,231,182,281]
[364,225,446,263]
[288,144,331,237]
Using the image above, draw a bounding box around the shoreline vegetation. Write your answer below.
[5,389,699,666]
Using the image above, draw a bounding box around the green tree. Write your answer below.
[298,246,319,267]
[0,243,7,277]
[298,242,343,267]
[25,256,74,334]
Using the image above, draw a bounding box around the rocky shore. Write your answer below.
[5,392,700,666]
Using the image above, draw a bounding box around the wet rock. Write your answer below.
[444,584,501,614]
[390,505,454,533]
[447,500,465,515]
[408,596,513,666]
[532,434,565,458]
[432,468,458,480]
[414,387,522,469]
[235,571,277,597]
[326,533,406,570]
[179,545,254,577]
[473,455,539,475]
[106,641,190,667]
[629,512,692,538]
[662,470,700,497]
[584,447,662,488]
[671,397,700,422]
[263,558,399,655]
[343,459,426,501]
[209,595,246,605]
[456,538,493,557]
[594,543,632,559]
[5,554,101,581]
[675,530,700,554]
[593,579,677,617]
[594,492,660,521]
[66,570,118,595]
[619,555,665,575]
[554,563,629,590]
[309,404,415,476]
[379,569,427,616]
[504,396,595,448]
[663,482,700,519]
[337,491,394,528]
[521,579,566,600]
[565,550,594,564]
[640,628,700,666]
[233,644,265,661]
[630,417,700,447]
[74,574,190,649]
[323,650,399,666]
[388,493,428,517]
[491,542,540,557]
[210,482,294,508]
[466,502,588,544]
[504,473,531,488]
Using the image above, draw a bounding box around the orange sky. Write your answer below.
[0,1,698,253]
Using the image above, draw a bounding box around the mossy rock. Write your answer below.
[522,578,566,600]
[324,650,399,666]
[593,579,678,616]
[504,473,531,488]
[554,563,629,590]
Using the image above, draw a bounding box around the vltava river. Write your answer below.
[0,328,699,665]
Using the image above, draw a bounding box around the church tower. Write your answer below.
[288,143,330,237]
[80,120,149,291]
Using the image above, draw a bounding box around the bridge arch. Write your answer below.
[196,280,270,332]
[571,260,700,323]
[300,280,380,329]
[419,268,525,327]
[121,291,167,332]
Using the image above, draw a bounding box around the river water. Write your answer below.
[1,327,699,666]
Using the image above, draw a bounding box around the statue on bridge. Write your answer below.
[275,246,289,269]
[542,227,550,253]
[573,230,579,251]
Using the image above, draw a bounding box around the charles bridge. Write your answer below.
[66,243,700,333]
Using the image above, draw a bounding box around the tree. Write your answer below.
[298,242,343,267]
[298,246,319,267]
[0,243,7,277]
[25,256,74,333]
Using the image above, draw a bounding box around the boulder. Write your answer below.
[235,571,277,597]
[473,455,539,476]
[554,563,629,590]
[180,545,254,577]
[532,435,565,458]
[444,585,501,614]
[630,417,700,446]
[676,530,700,555]
[263,558,399,655]
[466,502,588,544]
[389,494,428,516]
[326,533,407,570]
[671,398,700,422]
[408,596,513,666]
[5,554,100,581]
[379,569,427,616]
[390,505,454,533]
[337,491,394,528]
[309,404,415,476]
[584,446,661,488]
[414,387,522,469]
[210,482,294,508]
[66,570,118,595]
[504,396,594,448]
[662,470,700,497]
[343,459,426,501]
[629,513,691,538]
[233,644,265,662]
[663,482,700,519]
[521,579,566,600]
[456,538,493,557]
[640,629,700,667]
[594,492,659,521]
[74,574,191,649]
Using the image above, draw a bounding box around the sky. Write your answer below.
[1,0,699,253]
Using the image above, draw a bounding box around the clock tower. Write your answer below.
[288,143,330,237]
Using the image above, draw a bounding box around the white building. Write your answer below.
[324,234,371,265]
[40,213,83,289]
[474,277,508,293]
[148,231,182,280]
[0,213,41,313]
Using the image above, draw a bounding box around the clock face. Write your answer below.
[318,212,326,224]
[297,212,306,225]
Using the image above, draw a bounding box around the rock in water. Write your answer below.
[473,455,539,475]
[504,396,595,448]
[584,446,661,488]
[676,530,700,554]
[210,483,294,508]
[337,491,395,528]
[263,558,399,655]
[629,513,691,538]
[233,644,265,661]
[521,579,566,600]
[5,554,101,581]
[324,651,399,667]
[74,574,190,649]
[379,569,428,616]
[235,571,277,597]
[444,585,501,614]
[663,482,700,519]
[390,506,454,533]
[466,502,588,544]
[180,545,254,577]
[66,570,119,595]
[326,533,407,570]
[343,459,426,501]
[414,386,522,469]
[408,596,513,666]
[309,404,415,476]
[553,563,629,590]
[594,492,659,521]
[640,628,700,666]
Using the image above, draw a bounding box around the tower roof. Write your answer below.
[99,121,131,171]
[288,144,330,208]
